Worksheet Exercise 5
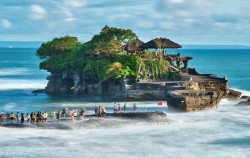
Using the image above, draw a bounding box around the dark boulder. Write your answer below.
[241,96,250,100]
[227,89,242,99]
[32,89,46,94]
[238,98,250,106]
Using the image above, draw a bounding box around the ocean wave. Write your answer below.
[0,68,31,76]
[0,79,47,90]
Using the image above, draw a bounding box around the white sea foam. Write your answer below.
[0,100,250,158]
[0,79,47,90]
[2,103,16,111]
[0,68,31,76]
[0,112,249,158]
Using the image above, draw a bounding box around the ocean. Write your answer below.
[0,47,250,158]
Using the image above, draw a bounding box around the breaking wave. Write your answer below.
[0,79,46,90]
[0,68,31,76]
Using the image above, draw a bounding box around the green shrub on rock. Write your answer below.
[37,26,171,82]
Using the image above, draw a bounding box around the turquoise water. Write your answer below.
[179,49,250,91]
[0,48,250,158]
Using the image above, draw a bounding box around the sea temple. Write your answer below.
[37,26,232,112]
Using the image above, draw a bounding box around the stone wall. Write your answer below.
[166,90,225,112]
[165,72,228,111]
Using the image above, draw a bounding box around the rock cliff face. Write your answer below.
[45,72,127,97]
[45,68,229,112]
[166,90,225,112]
[165,73,228,112]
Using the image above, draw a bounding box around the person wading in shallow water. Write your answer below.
[51,110,56,121]
[98,105,106,118]
[113,102,117,113]
[0,113,4,125]
[21,113,24,124]
[10,112,15,123]
[80,108,86,120]
[133,103,137,112]
[56,111,61,122]
[62,108,66,118]
[16,112,20,123]
[123,103,126,113]
[73,110,77,121]
[26,113,30,123]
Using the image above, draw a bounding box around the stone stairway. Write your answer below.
[165,82,186,92]
[169,65,192,81]
[180,73,192,81]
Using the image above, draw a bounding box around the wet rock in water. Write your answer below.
[166,90,225,112]
[227,89,242,99]
[118,111,167,119]
[32,89,46,94]
[241,96,250,100]
[99,112,167,119]
[238,98,250,106]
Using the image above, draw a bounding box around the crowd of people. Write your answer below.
[0,107,89,124]
[113,102,140,114]
[0,102,148,124]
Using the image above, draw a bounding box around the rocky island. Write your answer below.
[37,26,234,112]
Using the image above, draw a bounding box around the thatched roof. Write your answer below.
[124,38,144,52]
[140,37,182,49]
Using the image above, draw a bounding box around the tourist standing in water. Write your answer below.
[133,103,137,112]
[21,113,24,124]
[62,108,66,118]
[51,110,56,121]
[30,112,34,123]
[80,108,86,120]
[94,106,98,115]
[144,103,147,112]
[113,102,117,113]
[98,105,106,118]
[44,112,48,122]
[56,111,61,122]
[118,103,121,111]
[73,110,77,121]
[0,113,4,125]
[123,103,126,113]
[10,112,15,123]
[16,112,20,123]
[26,113,30,123]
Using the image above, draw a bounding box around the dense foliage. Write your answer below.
[37,36,81,59]
[37,26,171,81]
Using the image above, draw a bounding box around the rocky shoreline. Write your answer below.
[39,66,245,112]
[36,47,245,112]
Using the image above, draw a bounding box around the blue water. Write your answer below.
[179,49,250,91]
[0,48,250,158]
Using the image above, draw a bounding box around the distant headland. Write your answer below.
[35,25,242,112]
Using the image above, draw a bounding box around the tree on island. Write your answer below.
[37,36,81,59]
[37,26,170,84]
[83,25,136,56]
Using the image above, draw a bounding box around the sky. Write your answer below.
[0,0,249,45]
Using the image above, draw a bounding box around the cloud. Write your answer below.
[213,14,239,23]
[51,0,87,22]
[65,0,86,8]
[0,0,250,45]
[1,19,12,29]
[171,0,184,3]
[135,20,155,29]
[30,4,47,20]
[156,0,214,18]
